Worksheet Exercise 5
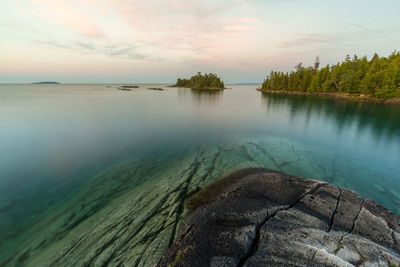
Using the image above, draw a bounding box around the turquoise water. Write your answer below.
[0,84,399,266]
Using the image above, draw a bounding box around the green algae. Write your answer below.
[169,250,186,267]
[186,167,268,211]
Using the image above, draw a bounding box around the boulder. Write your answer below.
[159,168,400,267]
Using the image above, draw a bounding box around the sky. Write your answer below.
[1,0,400,83]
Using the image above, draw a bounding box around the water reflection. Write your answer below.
[177,88,223,107]
[261,93,400,141]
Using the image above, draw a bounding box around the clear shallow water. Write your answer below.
[0,84,399,265]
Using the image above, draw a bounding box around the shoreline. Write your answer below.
[168,85,226,90]
[257,89,400,104]
[160,168,400,266]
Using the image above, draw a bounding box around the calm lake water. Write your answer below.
[0,84,399,266]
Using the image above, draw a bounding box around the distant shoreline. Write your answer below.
[257,89,400,104]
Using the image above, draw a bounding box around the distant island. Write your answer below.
[31,81,60,84]
[258,51,400,101]
[117,85,139,91]
[173,72,225,90]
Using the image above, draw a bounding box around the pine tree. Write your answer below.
[314,56,320,74]
[260,52,400,100]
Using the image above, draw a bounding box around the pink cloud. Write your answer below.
[96,0,260,54]
[6,0,271,73]
[12,0,264,63]
[26,0,103,38]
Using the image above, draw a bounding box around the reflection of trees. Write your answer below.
[261,93,400,140]
[177,88,223,107]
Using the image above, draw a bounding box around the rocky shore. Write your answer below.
[257,89,400,104]
[160,168,400,266]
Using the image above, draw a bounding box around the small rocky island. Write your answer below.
[160,168,400,266]
[31,81,60,84]
[117,85,139,91]
[173,72,225,90]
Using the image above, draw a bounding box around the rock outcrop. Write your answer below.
[159,168,400,266]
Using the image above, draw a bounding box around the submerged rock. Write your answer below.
[159,168,400,266]
[2,137,399,266]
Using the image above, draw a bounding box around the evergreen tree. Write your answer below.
[174,72,225,89]
[260,52,400,100]
[314,56,320,74]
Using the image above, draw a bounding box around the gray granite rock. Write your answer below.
[159,169,400,267]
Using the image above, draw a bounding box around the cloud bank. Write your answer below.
[1,0,399,82]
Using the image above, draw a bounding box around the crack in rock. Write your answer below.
[237,182,326,267]
[329,188,342,232]
[351,199,364,233]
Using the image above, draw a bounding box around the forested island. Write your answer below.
[173,72,225,89]
[259,51,400,101]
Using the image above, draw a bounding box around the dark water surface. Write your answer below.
[0,84,399,266]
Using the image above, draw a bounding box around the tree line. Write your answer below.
[260,51,400,100]
[174,72,225,89]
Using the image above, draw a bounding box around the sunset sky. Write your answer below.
[1,0,399,83]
